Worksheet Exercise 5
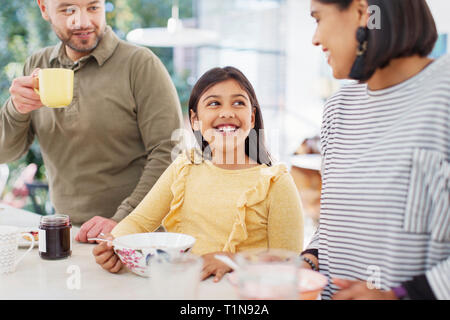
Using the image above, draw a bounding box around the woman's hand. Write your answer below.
[201,252,234,283]
[300,253,319,270]
[332,278,397,300]
[92,233,123,273]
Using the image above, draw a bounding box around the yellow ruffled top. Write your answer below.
[112,149,304,255]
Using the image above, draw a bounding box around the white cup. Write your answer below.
[148,253,203,299]
[0,226,35,274]
[235,249,300,300]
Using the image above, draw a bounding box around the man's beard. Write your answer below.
[51,23,105,54]
[65,35,101,53]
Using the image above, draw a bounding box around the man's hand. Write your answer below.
[75,216,118,243]
[9,69,44,114]
[332,278,397,300]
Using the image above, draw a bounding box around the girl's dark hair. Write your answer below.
[317,0,438,81]
[188,66,273,166]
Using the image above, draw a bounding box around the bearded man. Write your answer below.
[0,0,183,242]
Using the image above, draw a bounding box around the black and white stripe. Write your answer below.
[307,54,450,299]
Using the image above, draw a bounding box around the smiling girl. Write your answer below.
[93,67,304,281]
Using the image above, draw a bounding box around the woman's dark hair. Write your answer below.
[188,66,273,166]
[317,0,438,81]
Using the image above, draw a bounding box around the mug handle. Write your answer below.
[15,232,35,268]
[32,74,40,96]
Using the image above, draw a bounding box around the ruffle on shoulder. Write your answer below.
[162,149,204,232]
[222,164,289,253]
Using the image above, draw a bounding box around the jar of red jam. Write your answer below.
[39,215,72,260]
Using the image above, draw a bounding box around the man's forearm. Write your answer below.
[0,98,34,163]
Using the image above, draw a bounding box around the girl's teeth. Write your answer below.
[218,126,237,132]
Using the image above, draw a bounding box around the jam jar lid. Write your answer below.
[40,214,71,227]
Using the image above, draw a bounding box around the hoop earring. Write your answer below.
[349,27,368,80]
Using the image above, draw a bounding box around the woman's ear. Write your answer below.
[355,0,370,27]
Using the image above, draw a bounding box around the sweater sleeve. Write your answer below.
[424,257,450,300]
[111,49,183,222]
[266,172,304,253]
[111,153,182,238]
[0,59,35,163]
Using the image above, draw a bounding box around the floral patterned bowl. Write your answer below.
[113,232,196,277]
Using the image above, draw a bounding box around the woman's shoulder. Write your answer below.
[429,53,450,76]
[322,82,367,116]
[421,54,450,91]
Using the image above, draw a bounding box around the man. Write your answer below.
[0,0,183,242]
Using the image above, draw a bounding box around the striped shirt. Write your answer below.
[307,54,450,300]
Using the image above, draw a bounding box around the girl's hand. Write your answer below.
[201,252,234,282]
[332,278,397,300]
[92,233,123,273]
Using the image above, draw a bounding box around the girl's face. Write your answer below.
[190,79,256,158]
[310,0,367,79]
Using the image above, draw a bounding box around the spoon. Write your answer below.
[214,254,241,271]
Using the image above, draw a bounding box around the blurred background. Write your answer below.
[0,1,448,241]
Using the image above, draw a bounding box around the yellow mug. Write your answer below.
[34,68,74,108]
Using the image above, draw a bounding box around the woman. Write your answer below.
[301,0,449,300]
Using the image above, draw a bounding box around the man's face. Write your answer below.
[38,0,106,54]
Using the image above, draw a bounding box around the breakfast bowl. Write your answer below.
[228,249,301,299]
[224,249,328,300]
[112,232,196,277]
[227,267,327,300]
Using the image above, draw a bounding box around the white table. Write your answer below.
[0,204,238,300]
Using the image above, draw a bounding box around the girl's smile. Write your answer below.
[188,66,272,168]
[213,123,240,136]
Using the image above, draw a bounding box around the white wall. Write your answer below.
[427,0,450,33]
[284,0,335,156]
[427,0,450,51]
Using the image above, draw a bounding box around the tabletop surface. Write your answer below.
[0,204,238,300]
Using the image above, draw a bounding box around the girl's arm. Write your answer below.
[267,172,304,253]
